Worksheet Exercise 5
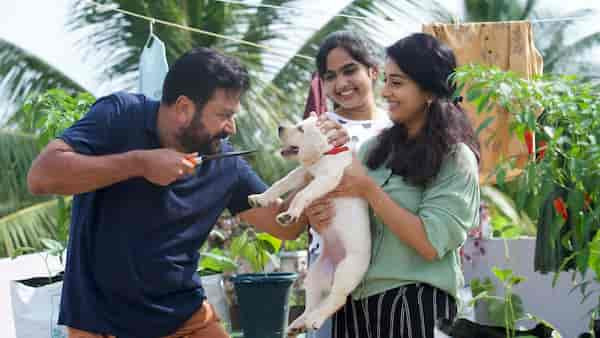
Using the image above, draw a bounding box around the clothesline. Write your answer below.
[215,0,375,21]
[216,0,598,24]
[87,0,598,63]
[87,0,314,62]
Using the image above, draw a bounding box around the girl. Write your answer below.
[305,30,391,338]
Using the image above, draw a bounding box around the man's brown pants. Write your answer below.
[67,301,229,338]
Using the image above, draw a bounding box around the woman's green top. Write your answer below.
[352,140,480,300]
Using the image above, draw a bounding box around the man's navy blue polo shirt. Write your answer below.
[57,92,267,338]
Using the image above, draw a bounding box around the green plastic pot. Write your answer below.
[231,272,297,338]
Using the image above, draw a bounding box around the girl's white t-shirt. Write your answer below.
[308,110,392,256]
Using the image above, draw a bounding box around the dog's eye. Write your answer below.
[297,126,304,133]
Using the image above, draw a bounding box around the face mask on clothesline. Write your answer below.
[139,34,169,101]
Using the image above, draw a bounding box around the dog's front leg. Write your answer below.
[248,167,307,208]
[277,172,342,225]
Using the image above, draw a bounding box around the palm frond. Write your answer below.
[545,32,600,73]
[0,198,63,258]
[520,0,539,20]
[0,130,48,209]
[465,0,537,22]
[0,38,86,125]
[269,0,436,111]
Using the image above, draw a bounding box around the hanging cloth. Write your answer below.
[303,72,328,118]
[139,21,169,100]
[423,21,543,184]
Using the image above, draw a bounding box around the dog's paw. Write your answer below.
[287,315,308,336]
[276,211,297,226]
[248,194,282,208]
[303,312,327,331]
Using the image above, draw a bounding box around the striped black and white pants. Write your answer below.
[331,283,456,338]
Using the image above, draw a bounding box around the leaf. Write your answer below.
[492,267,513,282]
[475,116,496,138]
[256,232,282,254]
[0,198,62,257]
[200,250,238,273]
[40,238,64,255]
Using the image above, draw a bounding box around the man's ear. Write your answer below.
[174,95,195,126]
[298,123,328,166]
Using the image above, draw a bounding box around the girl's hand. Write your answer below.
[314,112,349,147]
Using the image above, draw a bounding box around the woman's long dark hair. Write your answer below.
[366,33,480,187]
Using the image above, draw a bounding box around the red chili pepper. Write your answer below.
[585,193,593,211]
[524,130,534,155]
[553,197,568,221]
[537,140,547,160]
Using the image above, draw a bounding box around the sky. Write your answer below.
[0,0,599,98]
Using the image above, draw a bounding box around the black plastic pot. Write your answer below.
[437,318,554,338]
[232,272,297,338]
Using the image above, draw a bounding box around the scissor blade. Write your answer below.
[195,149,257,163]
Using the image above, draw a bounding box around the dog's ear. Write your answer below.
[298,122,328,166]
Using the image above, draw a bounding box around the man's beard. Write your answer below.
[178,121,228,155]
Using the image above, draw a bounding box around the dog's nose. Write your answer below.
[278,125,284,136]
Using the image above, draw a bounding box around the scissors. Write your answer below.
[184,149,257,167]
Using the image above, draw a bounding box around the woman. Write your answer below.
[308,33,481,338]
[305,30,391,338]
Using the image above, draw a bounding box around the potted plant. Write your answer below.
[199,218,297,338]
[439,267,556,338]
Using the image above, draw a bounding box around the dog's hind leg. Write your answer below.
[288,253,335,334]
[302,253,370,330]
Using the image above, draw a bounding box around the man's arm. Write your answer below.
[28,139,195,195]
[238,203,308,240]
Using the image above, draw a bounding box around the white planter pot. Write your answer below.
[201,273,230,325]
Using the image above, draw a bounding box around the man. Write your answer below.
[27,47,346,338]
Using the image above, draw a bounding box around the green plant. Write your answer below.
[453,64,599,274]
[470,267,527,337]
[1,89,92,258]
[283,231,309,252]
[199,227,282,275]
[483,186,536,238]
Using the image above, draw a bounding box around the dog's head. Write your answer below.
[278,114,330,166]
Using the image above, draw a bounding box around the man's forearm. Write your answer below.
[28,140,142,196]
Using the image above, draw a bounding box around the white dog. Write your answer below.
[248,115,371,333]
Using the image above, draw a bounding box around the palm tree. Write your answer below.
[1,0,598,257]
[0,0,435,257]
[462,0,600,78]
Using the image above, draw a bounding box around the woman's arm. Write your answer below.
[361,176,439,260]
[330,146,480,262]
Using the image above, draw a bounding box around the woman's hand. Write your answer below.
[305,197,334,233]
[329,154,373,199]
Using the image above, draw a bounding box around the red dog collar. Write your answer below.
[323,145,350,155]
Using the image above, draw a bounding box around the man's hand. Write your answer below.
[316,113,349,147]
[137,149,198,186]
